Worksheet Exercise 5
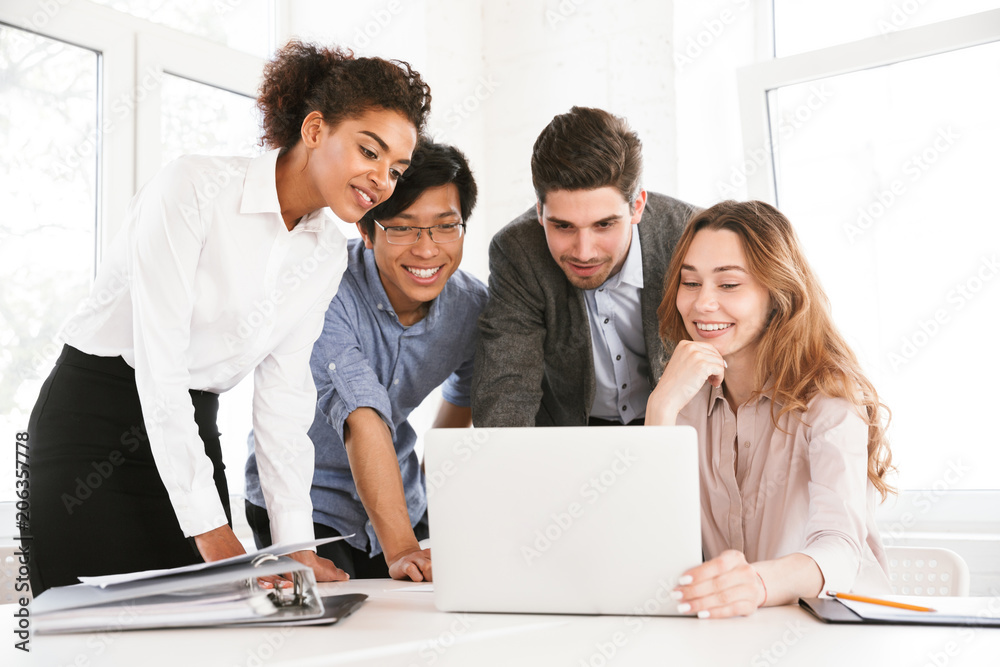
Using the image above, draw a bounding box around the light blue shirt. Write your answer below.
[584,225,651,422]
[245,239,488,556]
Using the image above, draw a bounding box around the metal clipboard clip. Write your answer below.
[252,553,305,607]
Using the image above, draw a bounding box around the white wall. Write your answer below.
[674,0,771,207]
[283,0,679,281]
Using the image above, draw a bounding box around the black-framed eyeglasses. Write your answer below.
[373,220,466,245]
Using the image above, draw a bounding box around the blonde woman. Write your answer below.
[647,200,894,618]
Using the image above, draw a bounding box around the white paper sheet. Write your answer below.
[838,595,998,622]
[79,534,354,588]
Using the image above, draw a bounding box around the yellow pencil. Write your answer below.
[827,591,936,613]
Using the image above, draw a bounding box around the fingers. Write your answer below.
[257,574,293,589]
[288,550,350,581]
[314,560,350,582]
[673,551,760,619]
[668,342,726,388]
[415,549,432,582]
[390,549,433,582]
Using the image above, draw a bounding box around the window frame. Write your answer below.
[737,8,1000,204]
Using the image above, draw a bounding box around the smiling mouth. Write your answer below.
[406,266,440,279]
[568,261,604,273]
[353,186,375,205]
[696,323,733,331]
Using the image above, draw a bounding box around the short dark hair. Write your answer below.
[258,40,431,149]
[530,106,643,207]
[359,140,478,240]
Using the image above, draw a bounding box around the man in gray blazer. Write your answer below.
[471,106,697,427]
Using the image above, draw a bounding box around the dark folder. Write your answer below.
[799,597,1000,628]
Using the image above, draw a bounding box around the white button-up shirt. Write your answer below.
[61,149,349,544]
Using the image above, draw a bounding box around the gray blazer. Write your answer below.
[471,192,696,427]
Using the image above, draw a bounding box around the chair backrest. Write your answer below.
[886,546,970,596]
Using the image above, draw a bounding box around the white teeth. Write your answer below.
[697,323,733,331]
[407,266,440,279]
[354,187,372,203]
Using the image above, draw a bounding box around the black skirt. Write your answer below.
[23,345,230,595]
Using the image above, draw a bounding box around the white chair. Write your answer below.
[886,546,970,596]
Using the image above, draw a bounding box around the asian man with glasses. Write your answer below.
[244,141,486,581]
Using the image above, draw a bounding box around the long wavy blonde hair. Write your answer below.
[658,200,895,500]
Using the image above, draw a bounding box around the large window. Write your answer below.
[767,40,1000,491]
[773,0,1000,56]
[88,0,272,57]
[0,25,99,503]
[738,6,1000,593]
[0,0,263,517]
[740,9,1000,494]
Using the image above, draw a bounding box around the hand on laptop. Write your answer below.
[387,546,433,582]
[671,549,765,619]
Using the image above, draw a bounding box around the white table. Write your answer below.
[7,580,1000,666]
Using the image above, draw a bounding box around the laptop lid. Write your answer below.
[424,426,701,615]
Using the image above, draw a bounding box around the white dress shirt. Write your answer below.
[61,149,349,545]
[678,383,891,595]
[584,225,652,422]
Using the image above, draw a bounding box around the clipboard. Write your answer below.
[799,597,1000,628]
[32,538,367,634]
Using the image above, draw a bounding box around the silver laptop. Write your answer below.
[424,426,702,615]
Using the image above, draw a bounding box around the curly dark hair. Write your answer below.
[358,139,478,240]
[257,40,431,149]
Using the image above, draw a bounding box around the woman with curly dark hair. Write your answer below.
[24,40,431,594]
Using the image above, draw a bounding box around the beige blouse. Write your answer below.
[677,383,891,595]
